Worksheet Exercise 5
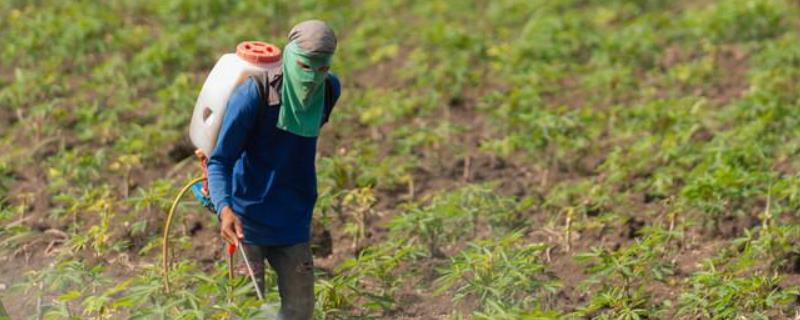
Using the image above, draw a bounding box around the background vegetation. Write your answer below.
[2,0,800,318]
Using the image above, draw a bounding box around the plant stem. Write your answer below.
[565,207,574,252]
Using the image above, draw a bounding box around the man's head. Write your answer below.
[283,20,337,102]
[288,20,337,57]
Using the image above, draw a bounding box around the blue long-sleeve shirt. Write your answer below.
[207,75,340,245]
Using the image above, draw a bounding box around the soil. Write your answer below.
[0,236,52,318]
[0,27,766,319]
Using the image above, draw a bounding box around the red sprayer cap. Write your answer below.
[236,41,281,64]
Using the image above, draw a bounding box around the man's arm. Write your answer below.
[207,79,260,217]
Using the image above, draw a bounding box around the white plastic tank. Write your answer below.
[190,41,282,157]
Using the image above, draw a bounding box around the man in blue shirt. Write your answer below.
[207,20,340,319]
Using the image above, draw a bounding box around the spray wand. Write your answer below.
[233,241,264,300]
[162,177,265,300]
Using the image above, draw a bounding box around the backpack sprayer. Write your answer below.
[161,41,281,297]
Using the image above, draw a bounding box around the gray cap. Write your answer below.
[288,20,337,56]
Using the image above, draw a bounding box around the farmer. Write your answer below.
[207,20,340,319]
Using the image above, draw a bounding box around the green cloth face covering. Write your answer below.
[277,41,332,137]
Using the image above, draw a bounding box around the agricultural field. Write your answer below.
[2,0,800,318]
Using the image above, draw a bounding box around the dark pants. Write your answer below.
[241,242,315,320]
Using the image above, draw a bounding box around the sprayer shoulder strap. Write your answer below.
[321,74,335,126]
[250,71,281,108]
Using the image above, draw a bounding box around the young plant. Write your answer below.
[435,233,560,316]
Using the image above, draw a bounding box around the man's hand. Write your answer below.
[220,206,243,244]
